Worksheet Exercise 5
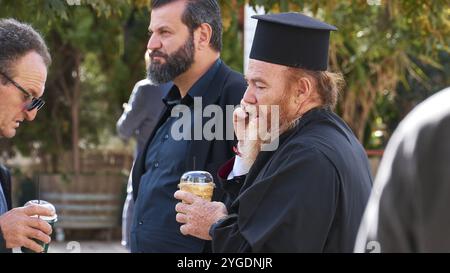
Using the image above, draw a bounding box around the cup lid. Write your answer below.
[180,171,214,184]
[24,200,58,221]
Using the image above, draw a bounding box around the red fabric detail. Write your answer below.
[218,157,236,179]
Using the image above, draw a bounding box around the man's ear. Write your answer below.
[194,23,212,51]
[295,76,313,102]
[290,76,314,117]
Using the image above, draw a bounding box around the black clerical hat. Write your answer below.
[250,12,337,71]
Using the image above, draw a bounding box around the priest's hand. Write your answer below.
[233,104,248,142]
[174,190,228,240]
[233,100,258,143]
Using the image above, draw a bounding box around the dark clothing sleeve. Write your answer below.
[211,214,252,252]
[116,81,166,140]
[212,158,250,252]
[0,233,8,253]
[377,114,450,252]
[355,89,450,253]
[0,164,12,253]
[212,146,339,252]
[217,157,246,207]
[0,165,11,211]
[375,139,417,252]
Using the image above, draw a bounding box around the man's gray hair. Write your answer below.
[0,18,51,82]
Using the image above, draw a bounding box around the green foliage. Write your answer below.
[220,0,244,72]
[0,0,448,160]
[0,0,148,163]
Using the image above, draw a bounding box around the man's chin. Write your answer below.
[147,75,172,85]
[1,129,16,138]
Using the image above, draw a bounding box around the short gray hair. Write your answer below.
[0,18,51,82]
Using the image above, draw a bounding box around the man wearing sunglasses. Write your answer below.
[0,18,55,253]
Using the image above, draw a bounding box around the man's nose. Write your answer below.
[147,33,162,51]
[242,86,257,105]
[24,108,38,121]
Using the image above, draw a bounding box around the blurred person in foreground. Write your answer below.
[355,87,450,253]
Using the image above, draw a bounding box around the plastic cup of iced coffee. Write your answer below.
[178,171,215,201]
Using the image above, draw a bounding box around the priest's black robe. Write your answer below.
[211,108,373,252]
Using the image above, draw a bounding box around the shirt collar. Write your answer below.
[163,59,222,107]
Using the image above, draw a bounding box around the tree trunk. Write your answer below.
[340,59,400,142]
[72,52,81,180]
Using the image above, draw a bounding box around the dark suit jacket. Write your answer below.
[132,62,246,204]
[0,164,12,253]
[116,80,172,154]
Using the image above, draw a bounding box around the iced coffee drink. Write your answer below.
[178,171,215,201]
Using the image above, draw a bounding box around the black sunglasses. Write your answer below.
[0,71,45,111]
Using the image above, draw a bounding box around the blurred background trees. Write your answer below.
[0,0,449,173]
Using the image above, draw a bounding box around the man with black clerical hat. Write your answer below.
[174,12,373,252]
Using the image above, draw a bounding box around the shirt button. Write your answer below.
[154,162,159,168]
[139,221,144,225]
[164,134,169,140]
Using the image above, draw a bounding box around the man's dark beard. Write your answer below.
[147,34,195,84]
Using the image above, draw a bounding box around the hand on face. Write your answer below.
[174,190,227,241]
[0,204,54,252]
[233,100,261,143]
[233,105,248,142]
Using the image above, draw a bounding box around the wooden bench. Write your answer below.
[42,193,121,229]
[39,174,126,240]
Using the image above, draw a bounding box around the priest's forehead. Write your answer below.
[246,59,289,83]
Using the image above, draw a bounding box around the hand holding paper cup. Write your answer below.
[21,200,57,253]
